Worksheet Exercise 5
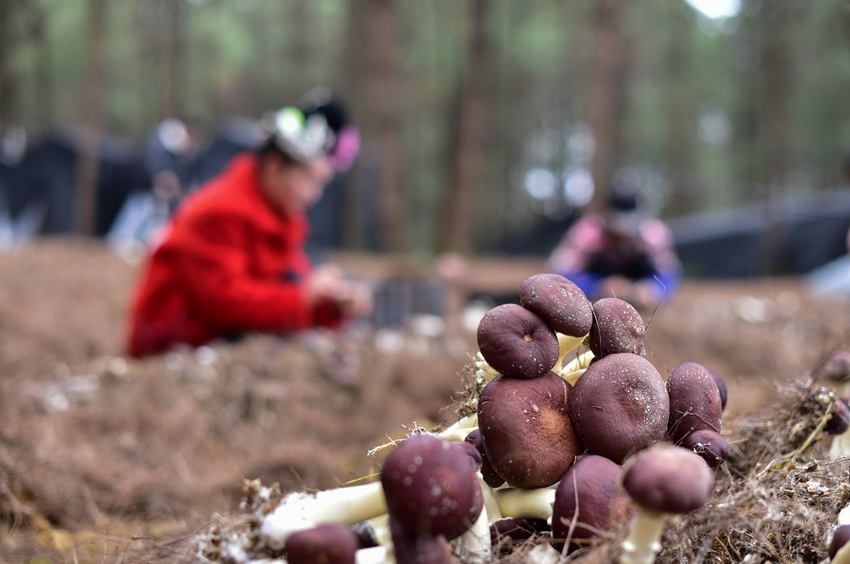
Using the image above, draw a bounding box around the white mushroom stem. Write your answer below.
[562,350,594,373]
[619,508,667,564]
[356,545,392,564]
[456,505,492,563]
[369,417,479,456]
[480,477,503,521]
[830,383,850,460]
[556,333,585,366]
[260,481,387,548]
[840,503,850,526]
[493,487,556,521]
[835,543,850,564]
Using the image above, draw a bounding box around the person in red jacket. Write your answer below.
[127,94,368,357]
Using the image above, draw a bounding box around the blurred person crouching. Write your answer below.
[548,182,680,310]
[127,91,370,358]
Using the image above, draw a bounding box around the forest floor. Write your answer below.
[1,239,849,562]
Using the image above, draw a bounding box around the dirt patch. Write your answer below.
[1,240,850,561]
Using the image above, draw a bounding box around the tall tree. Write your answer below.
[343,0,408,252]
[159,0,188,119]
[663,2,697,215]
[440,0,492,254]
[74,0,108,235]
[0,0,15,137]
[586,0,629,211]
[25,0,53,132]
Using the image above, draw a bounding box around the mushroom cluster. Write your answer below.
[245,272,734,562]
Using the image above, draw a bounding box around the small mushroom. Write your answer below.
[284,523,359,564]
[588,298,646,358]
[381,434,483,540]
[705,367,728,411]
[619,445,714,564]
[568,353,669,464]
[464,429,505,488]
[477,304,559,379]
[818,351,850,386]
[829,524,850,563]
[479,372,582,488]
[666,362,723,443]
[680,429,728,469]
[827,399,850,436]
[520,274,593,337]
[389,517,459,564]
[552,454,631,554]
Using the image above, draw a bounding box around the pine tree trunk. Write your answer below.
[349,0,408,252]
[75,0,108,235]
[587,0,628,212]
[440,0,491,254]
[0,0,15,136]
[159,0,187,119]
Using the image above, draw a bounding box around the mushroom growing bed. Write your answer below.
[2,243,850,562]
[194,274,850,563]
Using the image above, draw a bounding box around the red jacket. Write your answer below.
[127,153,342,357]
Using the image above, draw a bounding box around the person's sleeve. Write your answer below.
[641,219,682,301]
[173,213,315,332]
[548,216,600,274]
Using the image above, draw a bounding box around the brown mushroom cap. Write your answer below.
[622,445,715,514]
[381,434,483,540]
[567,353,669,463]
[826,399,850,436]
[389,517,458,564]
[667,362,723,442]
[490,518,550,546]
[477,304,559,379]
[552,454,630,553]
[830,525,850,559]
[284,523,359,564]
[588,298,646,358]
[479,372,582,488]
[519,274,593,337]
[817,351,850,383]
[464,430,505,488]
[681,429,728,469]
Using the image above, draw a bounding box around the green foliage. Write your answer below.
[4,0,849,253]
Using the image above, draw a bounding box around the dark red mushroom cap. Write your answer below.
[705,367,728,411]
[588,298,646,358]
[519,274,593,337]
[464,430,505,488]
[284,523,359,564]
[826,399,850,436]
[818,351,850,383]
[829,525,850,559]
[622,445,715,514]
[681,429,728,469]
[389,518,458,564]
[666,362,723,442]
[490,518,550,545]
[552,454,630,553]
[567,353,669,464]
[381,434,483,540]
[477,304,559,379]
[478,372,582,488]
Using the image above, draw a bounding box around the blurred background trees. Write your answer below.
[1,0,849,254]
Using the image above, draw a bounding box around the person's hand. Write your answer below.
[305,265,373,318]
